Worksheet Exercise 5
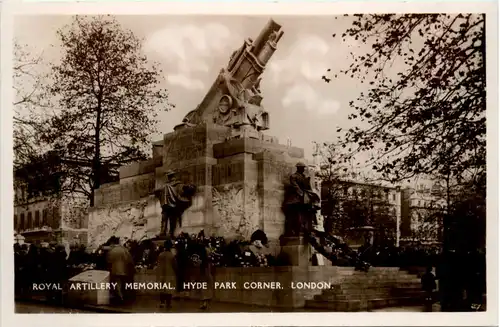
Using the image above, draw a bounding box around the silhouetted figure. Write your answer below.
[156,240,177,310]
[49,245,68,303]
[106,237,135,304]
[421,266,437,312]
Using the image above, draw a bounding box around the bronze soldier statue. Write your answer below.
[154,171,196,238]
[283,162,321,236]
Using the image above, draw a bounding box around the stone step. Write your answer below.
[339,274,420,281]
[331,282,420,289]
[321,288,421,299]
[305,296,422,311]
[336,271,414,278]
[305,299,363,311]
[316,292,424,302]
[337,267,403,272]
[328,282,421,291]
[367,296,423,310]
[392,288,426,298]
[336,286,423,295]
[334,277,421,284]
[315,289,424,301]
[317,292,390,301]
[336,275,418,282]
[305,266,423,311]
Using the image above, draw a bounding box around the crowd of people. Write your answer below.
[357,243,442,268]
[13,229,278,309]
[14,241,93,301]
[82,230,278,309]
[14,230,485,311]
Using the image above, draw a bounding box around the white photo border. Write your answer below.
[1,1,498,326]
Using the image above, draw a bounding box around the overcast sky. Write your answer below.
[14,15,375,160]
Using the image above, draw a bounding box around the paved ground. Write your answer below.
[16,300,432,314]
[16,296,434,313]
[371,306,430,312]
[16,296,292,313]
[16,301,95,313]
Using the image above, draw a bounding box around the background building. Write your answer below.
[321,180,402,246]
[400,182,446,246]
[322,179,445,247]
[13,154,89,246]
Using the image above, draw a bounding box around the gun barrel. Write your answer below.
[251,19,283,57]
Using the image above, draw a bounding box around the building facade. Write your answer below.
[13,180,89,245]
[321,180,402,246]
[400,183,446,245]
[321,179,445,247]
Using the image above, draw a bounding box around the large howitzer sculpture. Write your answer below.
[177,19,283,139]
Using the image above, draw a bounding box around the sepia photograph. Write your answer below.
[1,2,498,326]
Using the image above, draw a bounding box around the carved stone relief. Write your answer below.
[211,184,260,239]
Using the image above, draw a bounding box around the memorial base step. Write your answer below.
[305,296,422,311]
[305,267,423,311]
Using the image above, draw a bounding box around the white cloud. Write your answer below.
[167,74,205,91]
[318,99,341,115]
[281,83,340,115]
[144,23,242,90]
[268,34,331,85]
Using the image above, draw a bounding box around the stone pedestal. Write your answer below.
[279,236,312,266]
[135,266,339,308]
[88,121,307,248]
[67,270,110,306]
[210,137,305,245]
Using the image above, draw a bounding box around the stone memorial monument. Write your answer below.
[82,20,424,311]
[88,19,317,260]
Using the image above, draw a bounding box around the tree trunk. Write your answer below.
[91,100,102,207]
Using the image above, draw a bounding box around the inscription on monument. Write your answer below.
[177,164,209,186]
[212,162,245,185]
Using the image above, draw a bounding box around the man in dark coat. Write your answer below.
[106,237,135,304]
[156,240,177,309]
[49,245,68,303]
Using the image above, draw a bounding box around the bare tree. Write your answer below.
[13,41,51,167]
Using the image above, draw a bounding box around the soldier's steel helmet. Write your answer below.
[165,170,176,177]
[296,162,306,167]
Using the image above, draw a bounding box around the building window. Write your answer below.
[20,213,25,230]
[392,194,396,201]
[14,214,18,231]
[52,207,60,229]
[42,209,48,227]
[27,211,33,229]
[35,210,40,228]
